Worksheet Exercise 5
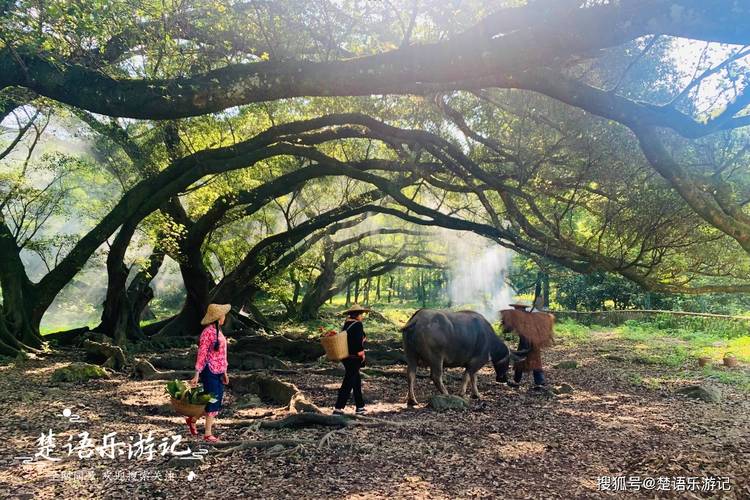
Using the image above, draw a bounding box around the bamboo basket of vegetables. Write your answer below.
[165,379,217,417]
[320,327,349,361]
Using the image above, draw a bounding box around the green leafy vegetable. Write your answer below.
[164,379,216,405]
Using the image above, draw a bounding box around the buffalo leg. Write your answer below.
[430,359,449,395]
[470,371,481,399]
[406,359,418,407]
[459,370,470,398]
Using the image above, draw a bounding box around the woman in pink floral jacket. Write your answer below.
[187,303,230,442]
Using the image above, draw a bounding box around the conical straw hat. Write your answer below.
[341,303,371,316]
[201,303,231,325]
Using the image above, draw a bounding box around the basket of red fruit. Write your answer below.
[319,326,348,361]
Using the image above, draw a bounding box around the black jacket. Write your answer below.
[342,319,366,357]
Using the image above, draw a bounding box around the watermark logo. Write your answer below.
[12,410,208,483]
[597,476,731,492]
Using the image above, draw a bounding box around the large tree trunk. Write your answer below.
[0,318,22,356]
[2,284,42,350]
[298,250,336,320]
[155,258,213,337]
[419,272,427,308]
[290,270,301,306]
[98,231,165,345]
[0,221,43,352]
[154,196,215,338]
[128,245,165,322]
[98,222,138,346]
[363,277,371,304]
[0,303,42,354]
[280,270,302,318]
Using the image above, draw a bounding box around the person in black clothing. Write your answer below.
[501,303,553,389]
[507,334,546,387]
[333,303,369,415]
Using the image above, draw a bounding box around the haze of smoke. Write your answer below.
[441,229,515,322]
[150,256,186,310]
[40,257,108,331]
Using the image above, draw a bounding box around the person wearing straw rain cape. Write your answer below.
[187,303,230,442]
[333,304,370,415]
[499,302,554,389]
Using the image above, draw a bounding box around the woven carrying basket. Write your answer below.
[723,355,738,368]
[321,330,349,361]
[170,397,206,418]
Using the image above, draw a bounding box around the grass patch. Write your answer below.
[694,336,750,363]
[567,317,750,392]
[554,319,595,344]
[625,366,749,392]
[630,351,688,367]
[40,324,91,335]
[625,373,664,390]
[626,373,643,387]
[616,319,750,364]
[375,302,420,326]
[701,367,750,391]
[646,314,749,339]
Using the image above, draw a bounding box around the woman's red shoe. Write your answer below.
[185,417,198,436]
[203,434,219,442]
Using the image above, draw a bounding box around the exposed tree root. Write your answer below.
[0,337,21,357]
[207,439,313,455]
[247,412,406,431]
[318,428,349,449]
[133,359,192,380]
[348,414,408,427]
[82,339,127,370]
[44,326,90,346]
[213,413,404,454]
[222,412,276,426]
[258,412,352,429]
[231,373,321,414]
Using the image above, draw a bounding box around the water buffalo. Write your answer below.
[400,309,527,406]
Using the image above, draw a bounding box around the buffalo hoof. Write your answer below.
[507,381,520,388]
[470,394,480,399]
[406,399,418,408]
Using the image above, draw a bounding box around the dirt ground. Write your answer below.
[0,330,748,499]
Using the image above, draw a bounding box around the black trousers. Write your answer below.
[335,357,364,409]
[514,367,546,385]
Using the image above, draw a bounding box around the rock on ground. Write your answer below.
[428,394,469,411]
[675,384,722,403]
[50,362,110,383]
[553,383,575,394]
